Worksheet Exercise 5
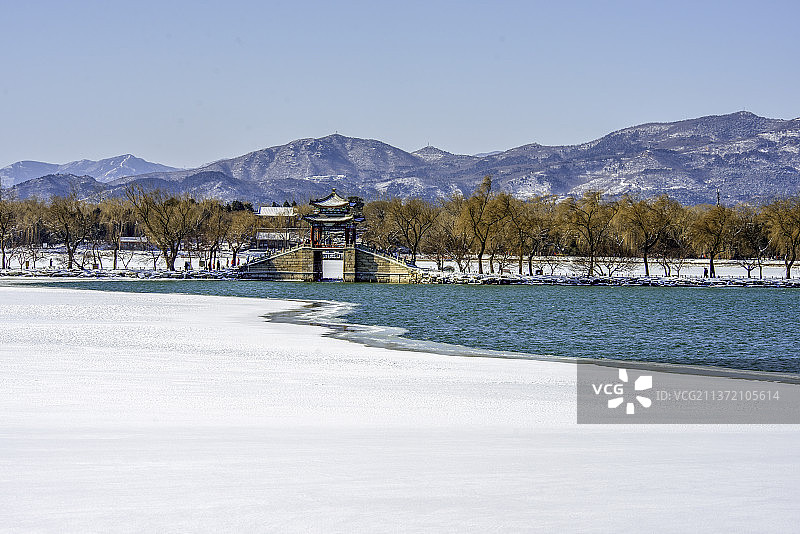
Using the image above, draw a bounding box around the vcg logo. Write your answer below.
[591,368,653,415]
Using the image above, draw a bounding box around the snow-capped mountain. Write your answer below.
[108,134,447,202]
[4,112,800,204]
[0,154,179,186]
[8,174,106,200]
[479,112,800,204]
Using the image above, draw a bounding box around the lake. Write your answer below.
[33,279,800,374]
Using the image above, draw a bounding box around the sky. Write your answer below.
[1,0,799,169]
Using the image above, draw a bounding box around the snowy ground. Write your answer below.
[1,283,799,531]
[415,257,790,279]
[4,247,793,279]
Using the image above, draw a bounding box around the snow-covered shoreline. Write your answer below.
[5,267,800,290]
[1,282,799,531]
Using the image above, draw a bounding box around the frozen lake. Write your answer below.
[30,279,800,374]
[1,282,799,531]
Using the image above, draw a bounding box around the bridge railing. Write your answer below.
[354,244,421,269]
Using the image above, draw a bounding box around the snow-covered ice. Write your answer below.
[0,283,798,531]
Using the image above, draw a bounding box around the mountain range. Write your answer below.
[2,111,799,205]
[0,154,179,187]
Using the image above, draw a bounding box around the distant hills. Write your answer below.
[0,154,179,188]
[3,111,800,205]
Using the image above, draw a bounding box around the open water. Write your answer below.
[32,279,800,374]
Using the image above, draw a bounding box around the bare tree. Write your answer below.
[594,226,636,277]
[730,204,770,278]
[654,205,694,277]
[507,195,562,276]
[227,209,257,267]
[362,200,397,251]
[99,197,135,270]
[423,195,472,272]
[125,186,197,271]
[763,196,800,279]
[200,200,229,269]
[386,197,437,264]
[486,217,515,274]
[618,194,679,276]
[419,212,449,271]
[507,197,534,275]
[561,191,620,277]
[17,198,48,269]
[0,196,16,269]
[461,176,511,274]
[690,204,734,277]
[83,203,105,269]
[182,199,217,269]
[531,197,564,275]
[48,193,95,269]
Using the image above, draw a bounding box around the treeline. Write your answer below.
[365,176,800,279]
[0,187,259,271]
[2,177,800,278]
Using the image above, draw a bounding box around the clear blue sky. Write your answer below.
[1,0,798,169]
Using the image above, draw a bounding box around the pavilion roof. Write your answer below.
[303,214,354,224]
[310,189,350,208]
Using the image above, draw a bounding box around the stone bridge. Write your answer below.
[239,245,421,283]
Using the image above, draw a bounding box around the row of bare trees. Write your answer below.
[360,176,800,279]
[2,178,800,277]
[0,187,258,271]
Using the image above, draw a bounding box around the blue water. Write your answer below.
[30,280,800,374]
